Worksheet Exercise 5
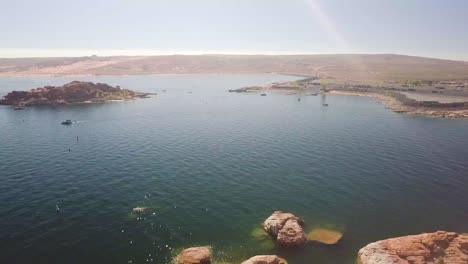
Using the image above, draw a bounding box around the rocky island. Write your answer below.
[0,81,151,107]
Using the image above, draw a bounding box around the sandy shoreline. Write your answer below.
[242,87,468,118]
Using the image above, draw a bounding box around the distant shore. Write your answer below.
[230,78,468,118]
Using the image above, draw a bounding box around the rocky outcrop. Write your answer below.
[176,246,212,264]
[0,81,150,107]
[277,219,307,247]
[358,231,468,264]
[228,86,262,93]
[262,211,306,247]
[388,92,468,109]
[241,255,280,264]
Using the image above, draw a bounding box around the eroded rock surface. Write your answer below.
[277,219,306,247]
[262,211,306,247]
[176,246,211,264]
[241,255,280,264]
[358,231,468,264]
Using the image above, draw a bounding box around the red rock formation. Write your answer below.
[277,219,306,247]
[262,211,306,247]
[176,246,212,264]
[358,231,468,264]
[0,81,149,106]
[241,255,280,264]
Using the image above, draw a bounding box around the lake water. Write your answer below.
[1,74,467,264]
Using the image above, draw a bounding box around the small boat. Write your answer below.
[61,120,73,125]
[308,93,318,96]
[13,106,25,110]
[260,93,267,96]
[322,103,329,106]
[297,98,301,101]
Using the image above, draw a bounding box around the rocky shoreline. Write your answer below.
[171,211,468,264]
[358,231,468,264]
[0,81,152,107]
[328,90,468,118]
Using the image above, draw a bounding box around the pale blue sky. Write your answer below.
[1,0,468,60]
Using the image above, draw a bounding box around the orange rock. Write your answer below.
[176,246,211,264]
[263,211,303,237]
[241,255,280,264]
[277,219,306,247]
[262,211,306,247]
[358,231,468,264]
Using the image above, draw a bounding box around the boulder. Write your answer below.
[176,246,212,264]
[277,219,306,247]
[241,255,280,264]
[263,211,303,237]
[262,211,306,247]
[358,231,468,264]
[306,228,343,245]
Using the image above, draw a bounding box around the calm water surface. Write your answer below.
[1,75,467,264]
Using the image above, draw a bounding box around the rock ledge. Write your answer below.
[358,231,468,264]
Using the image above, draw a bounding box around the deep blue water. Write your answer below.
[0,75,467,264]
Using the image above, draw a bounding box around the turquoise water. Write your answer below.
[1,74,467,264]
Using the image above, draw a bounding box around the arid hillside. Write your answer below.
[1,54,468,83]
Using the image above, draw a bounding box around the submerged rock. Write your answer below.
[306,228,343,245]
[131,207,148,216]
[176,246,211,264]
[262,211,306,247]
[241,255,280,264]
[358,231,468,264]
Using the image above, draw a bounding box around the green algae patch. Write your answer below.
[250,227,275,250]
[257,238,276,251]
[251,227,269,241]
[250,227,276,252]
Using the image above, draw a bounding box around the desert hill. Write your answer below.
[1,54,468,83]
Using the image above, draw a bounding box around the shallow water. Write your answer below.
[1,74,467,264]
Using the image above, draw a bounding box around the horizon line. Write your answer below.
[0,50,466,62]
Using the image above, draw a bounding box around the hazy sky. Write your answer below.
[1,0,468,60]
